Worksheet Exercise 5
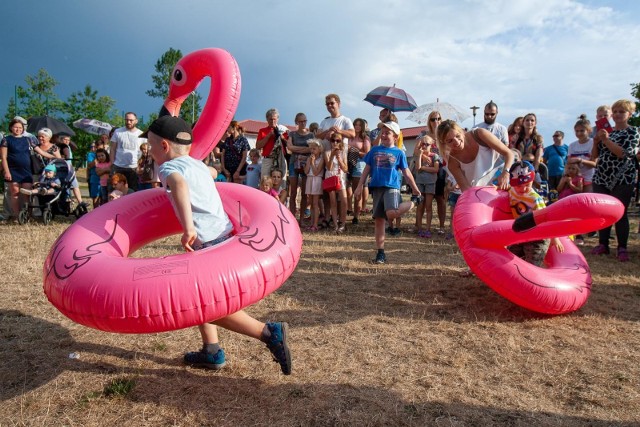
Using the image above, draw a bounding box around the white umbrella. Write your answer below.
[406,101,471,124]
[72,118,113,135]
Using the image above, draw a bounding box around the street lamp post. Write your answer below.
[470,106,479,127]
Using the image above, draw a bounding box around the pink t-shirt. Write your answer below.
[96,161,112,186]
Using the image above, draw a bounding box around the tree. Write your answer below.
[62,85,120,162]
[20,69,63,117]
[147,48,202,123]
[1,69,63,134]
[630,82,640,127]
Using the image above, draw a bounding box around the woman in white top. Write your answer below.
[436,120,514,192]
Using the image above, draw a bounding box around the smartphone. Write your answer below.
[595,117,613,133]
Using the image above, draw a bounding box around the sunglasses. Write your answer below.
[430,117,442,122]
[330,139,341,143]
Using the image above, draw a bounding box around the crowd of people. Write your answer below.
[2,96,639,265]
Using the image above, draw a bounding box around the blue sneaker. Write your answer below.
[265,322,292,375]
[183,348,226,370]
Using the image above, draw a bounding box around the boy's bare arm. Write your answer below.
[166,172,197,252]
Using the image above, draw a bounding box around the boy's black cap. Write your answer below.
[140,115,192,145]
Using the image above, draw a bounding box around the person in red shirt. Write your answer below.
[256,108,289,181]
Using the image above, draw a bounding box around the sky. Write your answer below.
[2,0,639,141]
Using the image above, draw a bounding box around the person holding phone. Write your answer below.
[590,99,639,262]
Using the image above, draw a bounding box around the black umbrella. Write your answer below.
[27,115,76,136]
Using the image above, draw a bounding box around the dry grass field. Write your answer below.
[1,192,639,426]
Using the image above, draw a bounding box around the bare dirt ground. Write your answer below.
[0,191,638,426]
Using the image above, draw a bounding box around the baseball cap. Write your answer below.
[382,121,401,136]
[140,115,192,145]
[509,161,535,187]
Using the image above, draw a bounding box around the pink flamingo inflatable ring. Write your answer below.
[43,48,303,334]
[453,187,624,315]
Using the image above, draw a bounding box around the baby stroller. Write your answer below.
[18,159,86,225]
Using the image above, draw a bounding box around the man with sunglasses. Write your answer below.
[474,100,509,146]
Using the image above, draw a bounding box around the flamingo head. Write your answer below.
[160,48,241,161]
[163,51,209,117]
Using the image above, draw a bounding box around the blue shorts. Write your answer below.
[350,160,366,179]
[448,192,460,208]
[193,233,232,251]
[288,158,306,179]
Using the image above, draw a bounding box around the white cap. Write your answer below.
[13,116,27,125]
[382,121,400,136]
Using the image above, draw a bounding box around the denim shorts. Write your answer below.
[193,233,232,251]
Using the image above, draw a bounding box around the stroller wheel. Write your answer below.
[18,210,28,225]
[43,209,52,225]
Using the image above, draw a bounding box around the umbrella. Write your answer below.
[406,100,471,124]
[73,118,114,135]
[364,84,418,112]
[27,115,76,136]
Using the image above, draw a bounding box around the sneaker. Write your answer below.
[336,222,346,234]
[183,348,226,370]
[438,228,445,236]
[410,195,424,206]
[389,227,402,237]
[575,237,584,246]
[617,247,630,262]
[445,232,455,240]
[352,217,359,225]
[591,244,610,255]
[372,252,386,264]
[303,209,311,219]
[265,322,292,375]
[423,230,432,238]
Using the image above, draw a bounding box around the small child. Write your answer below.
[557,163,584,200]
[21,163,60,196]
[354,122,422,264]
[94,148,111,205]
[260,176,279,200]
[109,172,133,201]
[244,148,262,189]
[413,139,440,238]
[270,169,288,204]
[323,133,349,233]
[212,161,227,182]
[143,115,291,374]
[304,139,325,231]
[557,163,585,245]
[509,161,564,266]
[137,142,159,190]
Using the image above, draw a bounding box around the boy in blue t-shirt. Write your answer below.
[354,122,422,264]
[144,115,291,375]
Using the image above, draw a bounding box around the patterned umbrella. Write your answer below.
[73,118,114,136]
[406,101,471,124]
[364,85,418,112]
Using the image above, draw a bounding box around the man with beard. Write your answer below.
[110,112,145,191]
[474,100,509,146]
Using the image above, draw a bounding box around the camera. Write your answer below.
[273,126,281,138]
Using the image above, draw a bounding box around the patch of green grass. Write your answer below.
[103,377,135,398]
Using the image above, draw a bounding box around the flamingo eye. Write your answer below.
[172,65,186,86]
